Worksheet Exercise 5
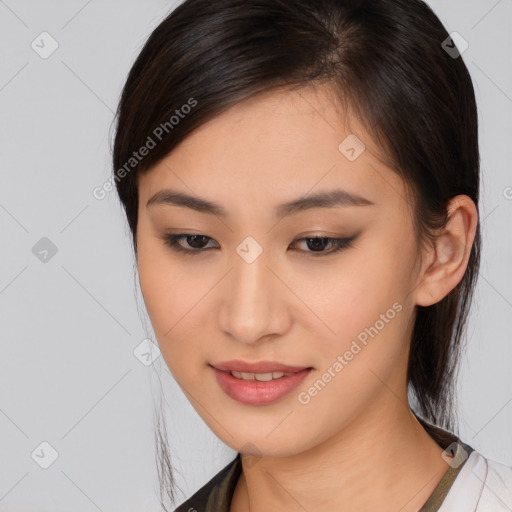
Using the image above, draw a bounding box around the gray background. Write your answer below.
[0,0,511,510]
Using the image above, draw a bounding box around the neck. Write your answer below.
[231,394,449,512]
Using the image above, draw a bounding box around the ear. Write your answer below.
[414,195,478,307]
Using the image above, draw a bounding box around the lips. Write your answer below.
[212,365,313,405]
[211,359,312,374]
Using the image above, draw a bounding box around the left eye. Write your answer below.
[161,233,357,257]
[291,236,355,255]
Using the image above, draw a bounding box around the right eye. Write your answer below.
[161,233,219,255]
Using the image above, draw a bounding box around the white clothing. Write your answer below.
[439,450,512,511]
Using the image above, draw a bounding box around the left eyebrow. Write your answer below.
[146,188,375,219]
[275,189,375,218]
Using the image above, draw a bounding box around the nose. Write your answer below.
[217,246,292,345]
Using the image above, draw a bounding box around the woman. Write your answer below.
[112,0,512,510]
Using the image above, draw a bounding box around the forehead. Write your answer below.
[138,85,407,217]
[173,85,358,165]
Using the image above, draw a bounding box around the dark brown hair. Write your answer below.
[112,0,480,508]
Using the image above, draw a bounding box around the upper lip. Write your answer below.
[211,360,312,374]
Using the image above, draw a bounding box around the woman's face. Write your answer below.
[136,85,428,456]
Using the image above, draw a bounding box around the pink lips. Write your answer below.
[210,360,313,405]
[212,359,310,374]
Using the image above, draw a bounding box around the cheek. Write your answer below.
[309,235,414,365]
[137,251,175,334]
[136,241,199,364]
[292,265,411,433]
[138,267,205,387]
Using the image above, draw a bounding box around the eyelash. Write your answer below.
[160,233,357,257]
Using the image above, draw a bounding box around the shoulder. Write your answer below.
[173,454,242,512]
[439,450,512,511]
[478,456,512,511]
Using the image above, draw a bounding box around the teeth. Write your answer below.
[230,370,292,381]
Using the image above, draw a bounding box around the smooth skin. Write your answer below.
[135,84,478,512]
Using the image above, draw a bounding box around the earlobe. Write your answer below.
[414,195,478,307]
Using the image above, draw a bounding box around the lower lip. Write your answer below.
[212,367,312,405]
